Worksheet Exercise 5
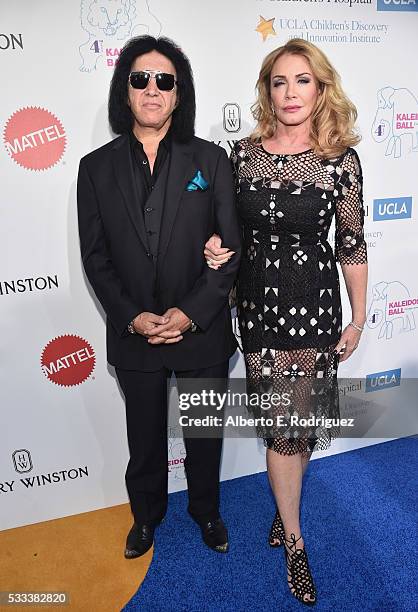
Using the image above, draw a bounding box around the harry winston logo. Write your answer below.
[12,449,33,474]
[223,103,241,133]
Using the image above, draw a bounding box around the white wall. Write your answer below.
[1,0,417,529]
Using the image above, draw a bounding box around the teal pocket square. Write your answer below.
[186,170,209,192]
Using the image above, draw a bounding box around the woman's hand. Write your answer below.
[204,234,235,269]
[334,323,363,362]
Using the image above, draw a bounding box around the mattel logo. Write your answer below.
[365,368,401,392]
[41,334,95,387]
[377,0,418,10]
[373,197,412,221]
[3,107,66,171]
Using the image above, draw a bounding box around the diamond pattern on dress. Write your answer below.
[231,138,367,456]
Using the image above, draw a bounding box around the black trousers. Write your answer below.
[115,361,229,527]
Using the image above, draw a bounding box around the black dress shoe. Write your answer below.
[124,523,154,559]
[199,518,229,553]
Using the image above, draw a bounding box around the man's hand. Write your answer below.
[147,307,191,345]
[133,312,169,337]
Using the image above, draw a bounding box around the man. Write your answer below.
[77,36,241,558]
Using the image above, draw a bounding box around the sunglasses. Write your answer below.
[129,70,177,91]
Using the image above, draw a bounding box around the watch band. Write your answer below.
[190,319,197,333]
[128,320,138,335]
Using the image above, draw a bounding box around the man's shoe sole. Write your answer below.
[124,541,153,559]
[203,540,229,553]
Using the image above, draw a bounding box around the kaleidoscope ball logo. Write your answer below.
[3,106,66,171]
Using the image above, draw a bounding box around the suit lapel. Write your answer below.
[158,140,194,266]
[112,134,149,253]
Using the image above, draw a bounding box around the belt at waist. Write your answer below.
[250,231,330,247]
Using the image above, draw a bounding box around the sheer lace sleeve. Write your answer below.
[335,148,367,265]
[229,140,241,195]
[228,141,243,309]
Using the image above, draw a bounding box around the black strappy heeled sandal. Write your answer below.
[269,509,285,547]
[284,533,317,606]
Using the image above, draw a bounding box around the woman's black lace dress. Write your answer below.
[232,138,367,455]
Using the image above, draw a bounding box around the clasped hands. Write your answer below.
[133,307,191,344]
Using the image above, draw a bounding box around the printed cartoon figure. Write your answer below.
[168,438,186,481]
[79,0,161,72]
[367,281,416,339]
[371,87,418,158]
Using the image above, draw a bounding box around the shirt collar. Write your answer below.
[130,128,171,153]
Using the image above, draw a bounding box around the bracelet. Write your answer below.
[349,321,364,333]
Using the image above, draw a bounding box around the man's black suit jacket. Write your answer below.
[77,133,242,371]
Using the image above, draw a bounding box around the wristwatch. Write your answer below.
[128,319,138,335]
[190,319,198,333]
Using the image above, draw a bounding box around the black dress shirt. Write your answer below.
[129,130,171,203]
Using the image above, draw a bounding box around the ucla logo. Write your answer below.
[371,86,418,157]
[377,0,418,11]
[366,368,401,392]
[373,197,412,221]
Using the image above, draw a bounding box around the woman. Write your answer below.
[205,39,368,605]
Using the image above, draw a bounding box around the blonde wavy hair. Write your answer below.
[251,38,360,158]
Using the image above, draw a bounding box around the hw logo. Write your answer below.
[365,368,401,392]
[12,449,33,474]
[223,104,241,133]
[367,281,418,339]
[371,86,418,158]
[377,0,418,11]
[373,197,412,221]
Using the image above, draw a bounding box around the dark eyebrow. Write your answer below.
[272,72,312,79]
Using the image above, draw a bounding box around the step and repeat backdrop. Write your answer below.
[1,0,417,530]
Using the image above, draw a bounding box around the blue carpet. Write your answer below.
[123,438,418,612]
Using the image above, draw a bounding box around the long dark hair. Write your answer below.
[108,36,195,143]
